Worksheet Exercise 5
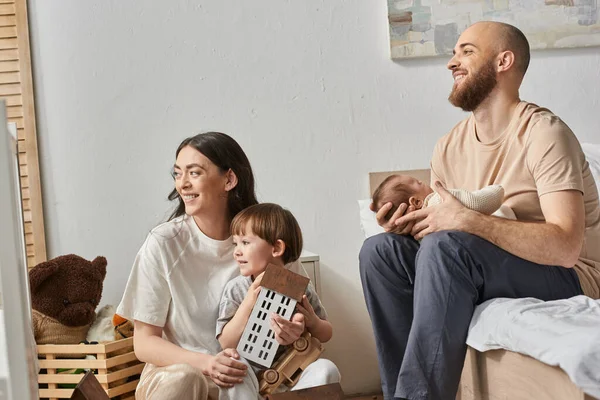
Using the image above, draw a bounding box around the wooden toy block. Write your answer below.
[70,370,110,400]
[264,382,345,399]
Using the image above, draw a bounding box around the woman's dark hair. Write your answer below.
[167,132,258,221]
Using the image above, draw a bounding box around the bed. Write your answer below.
[362,167,600,400]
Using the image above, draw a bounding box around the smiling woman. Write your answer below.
[116,132,261,399]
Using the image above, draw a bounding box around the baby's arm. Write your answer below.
[217,276,262,350]
[428,185,504,215]
[296,286,333,343]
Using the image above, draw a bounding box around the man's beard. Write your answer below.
[448,60,497,112]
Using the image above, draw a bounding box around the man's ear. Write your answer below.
[497,50,515,73]
[29,260,60,294]
[272,239,286,258]
[224,169,238,192]
[408,196,423,209]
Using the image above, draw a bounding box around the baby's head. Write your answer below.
[231,203,303,278]
[372,174,433,221]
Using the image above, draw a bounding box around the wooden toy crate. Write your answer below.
[37,337,144,399]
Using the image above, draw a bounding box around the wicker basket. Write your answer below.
[37,337,144,399]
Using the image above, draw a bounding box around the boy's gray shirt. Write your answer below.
[216,274,328,339]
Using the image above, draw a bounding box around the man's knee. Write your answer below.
[419,231,474,255]
[359,233,411,272]
[417,231,480,278]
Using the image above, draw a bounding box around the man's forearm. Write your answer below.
[462,210,581,268]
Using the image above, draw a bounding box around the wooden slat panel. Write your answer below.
[24,221,32,234]
[16,126,23,139]
[0,1,15,5]
[16,136,24,152]
[6,104,21,117]
[0,15,15,26]
[4,93,22,105]
[21,186,29,198]
[18,162,27,176]
[20,174,28,188]
[0,70,19,83]
[0,60,19,72]
[15,0,45,266]
[26,243,33,256]
[0,81,19,94]
[22,197,29,210]
[0,48,17,60]
[25,232,32,243]
[9,115,23,128]
[27,255,34,267]
[0,4,15,15]
[0,25,16,38]
[0,37,17,49]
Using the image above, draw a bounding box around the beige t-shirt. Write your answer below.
[430,101,600,299]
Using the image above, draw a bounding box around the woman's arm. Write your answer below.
[134,320,248,388]
[134,320,212,371]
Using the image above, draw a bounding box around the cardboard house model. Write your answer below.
[237,264,310,368]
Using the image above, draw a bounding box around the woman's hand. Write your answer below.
[270,312,305,345]
[296,295,318,329]
[204,348,248,388]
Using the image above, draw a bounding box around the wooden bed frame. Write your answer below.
[368,170,597,400]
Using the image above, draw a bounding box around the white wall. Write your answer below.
[28,1,600,395]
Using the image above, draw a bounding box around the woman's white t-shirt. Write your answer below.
[116,214,238,355]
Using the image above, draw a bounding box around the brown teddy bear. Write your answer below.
[29,254,107,345]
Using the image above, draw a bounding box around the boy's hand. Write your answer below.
[270,313,304,345]
[243,271,265,306]
[296,295,319,329]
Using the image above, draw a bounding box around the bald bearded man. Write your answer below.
[359,21,600,400]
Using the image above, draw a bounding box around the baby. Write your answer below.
[216,203,339,391]
[372,174,515,221]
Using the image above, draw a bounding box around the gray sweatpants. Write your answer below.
[359,231,583,400]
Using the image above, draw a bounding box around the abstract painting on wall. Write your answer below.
[388,0,600,59]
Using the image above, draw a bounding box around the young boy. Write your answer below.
[372,174,515,221]
[216,203,340,392]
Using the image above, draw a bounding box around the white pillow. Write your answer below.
[358,199,384,239]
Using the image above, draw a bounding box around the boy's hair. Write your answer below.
[372,175,413,221]
[231,203,303,264]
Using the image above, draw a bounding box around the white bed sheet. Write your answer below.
[467,295,600,398]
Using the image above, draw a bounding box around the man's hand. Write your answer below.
[270,312,305,345]
[396,182,472,240]
[372,201,417,235]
